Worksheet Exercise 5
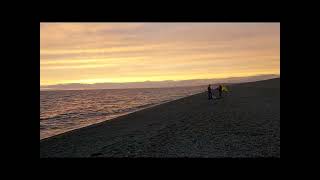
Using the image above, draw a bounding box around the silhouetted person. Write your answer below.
[208,85,213,100]
[218,85,222,98]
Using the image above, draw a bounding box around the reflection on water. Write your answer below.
[40,86,205,140]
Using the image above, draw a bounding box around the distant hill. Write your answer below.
[40,74,279,91]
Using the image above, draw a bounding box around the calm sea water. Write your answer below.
[40,86,205,140]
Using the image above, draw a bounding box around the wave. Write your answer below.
[40,86,204,139]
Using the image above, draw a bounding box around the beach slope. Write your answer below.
[40,78,280,158]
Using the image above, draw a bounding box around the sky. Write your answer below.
[40,23,280,86]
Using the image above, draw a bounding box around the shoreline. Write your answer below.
[40,78,280,157]
[40,91,205,141]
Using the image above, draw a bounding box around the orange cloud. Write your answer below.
[40,23,280,86]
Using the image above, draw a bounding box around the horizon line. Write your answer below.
[41,74,280,87]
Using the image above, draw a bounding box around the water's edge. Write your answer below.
[40,91,205,141]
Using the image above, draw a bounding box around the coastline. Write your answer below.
[40,78,280,158]
[40,90,205,141]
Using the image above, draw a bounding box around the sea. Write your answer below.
[40,85,206,140]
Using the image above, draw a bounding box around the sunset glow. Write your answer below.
[40,23,280,86]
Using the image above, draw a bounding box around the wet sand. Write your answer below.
[40,78,280,158]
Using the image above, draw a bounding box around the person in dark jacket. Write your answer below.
[208,85,213,100]
[218,85,223,98]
